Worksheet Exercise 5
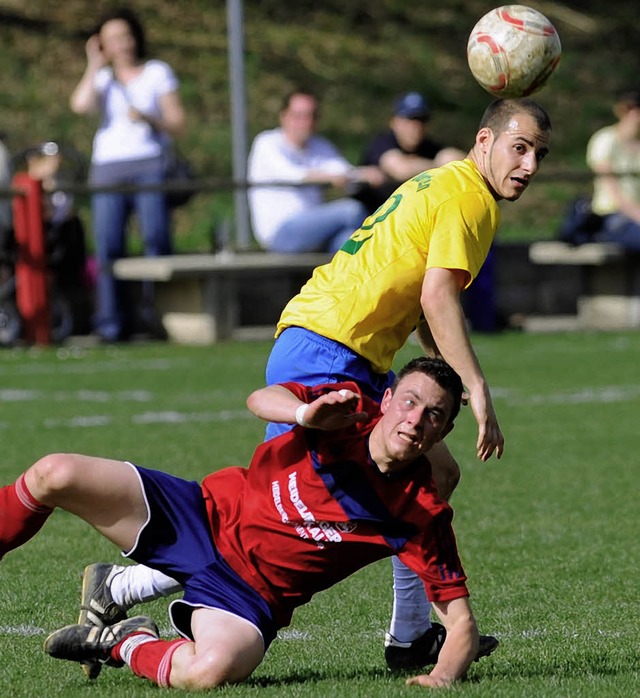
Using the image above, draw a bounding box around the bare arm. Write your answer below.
[406,597,479,688]
[246,384,368,430]
[380,149,437,182]
[129,90,186,139]
[421,267,503,461]
[380,147,466,183]
[415,320,441,358]
[69,35,105,114]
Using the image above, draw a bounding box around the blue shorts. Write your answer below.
[265,327,394,440]
[125,463,277,649]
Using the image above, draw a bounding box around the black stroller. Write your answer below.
[0,142,91,345]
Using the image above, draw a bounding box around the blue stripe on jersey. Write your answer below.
[309,448,417,551]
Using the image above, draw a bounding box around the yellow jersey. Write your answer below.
[276,158,500,374]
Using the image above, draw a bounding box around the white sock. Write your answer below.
[388,556,432,642]
[118,632,158,666]
[111,564,183,609]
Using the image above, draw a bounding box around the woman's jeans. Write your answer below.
[91,161,171,340]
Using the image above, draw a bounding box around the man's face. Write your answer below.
[375,372,454,471]
[280,94,319,148]
[477,112,550,201]
[390,115,428,152]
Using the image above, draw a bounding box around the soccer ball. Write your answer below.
[467,5,561,98]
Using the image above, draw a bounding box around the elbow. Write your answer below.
[245,390,260,415]
[69,97,93,115]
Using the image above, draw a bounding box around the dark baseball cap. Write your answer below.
[394,92,430,120]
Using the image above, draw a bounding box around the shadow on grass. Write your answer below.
[248,665,392,688]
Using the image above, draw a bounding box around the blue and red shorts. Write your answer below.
[125,463,277,648]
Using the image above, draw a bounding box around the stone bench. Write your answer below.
[527,241,640,330]
[112,252,332,343]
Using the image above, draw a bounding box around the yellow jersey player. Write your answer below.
[267,97,551,670]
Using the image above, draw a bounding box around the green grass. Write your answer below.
[1,332,639,696]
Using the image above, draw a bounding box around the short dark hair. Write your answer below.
[281,88,319,113]
[392,357,463,425]
[479,98,552,135]
[94,6,147,60]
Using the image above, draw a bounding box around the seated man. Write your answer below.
[586,87,640,251]
[247,88,382,253]
[0,357,483,690]
[355,91,465,215]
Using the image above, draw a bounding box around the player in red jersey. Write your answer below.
[0,357,478,690]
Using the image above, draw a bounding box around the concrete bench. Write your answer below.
[112,252,332,343]
[528,241,640,330]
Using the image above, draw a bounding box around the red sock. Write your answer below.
[0,474,52,560]
[113,634,190,688]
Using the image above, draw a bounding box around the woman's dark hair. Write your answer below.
[94,7,147,60]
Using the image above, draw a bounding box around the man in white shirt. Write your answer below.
[247,89,382,253]
[586,88,640,251]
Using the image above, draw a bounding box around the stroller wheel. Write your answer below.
[0,300,21,346]
[50,294,74,343]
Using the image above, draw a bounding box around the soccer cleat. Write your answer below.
[78,563,129,680]
[44,615,159,669]
[384,622,446,672]
[79,563,129,627]
[475,633,500,662]
[384,623,499,672]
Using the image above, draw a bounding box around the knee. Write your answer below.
[27,454,80,501]
[175,647,259,690]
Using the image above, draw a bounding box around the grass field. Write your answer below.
[0,332,638,697]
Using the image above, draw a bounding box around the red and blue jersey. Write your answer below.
[202,381,468,628]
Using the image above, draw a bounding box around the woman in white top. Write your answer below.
[70,7,186,341]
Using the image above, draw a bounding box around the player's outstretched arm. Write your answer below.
[421,267,504,461]
[406,597,478,689]
[246,385,368,431]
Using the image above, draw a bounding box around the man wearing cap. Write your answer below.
[355,91,465,215]
[585,87,640,250]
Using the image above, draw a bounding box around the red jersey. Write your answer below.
[201,381,468,628]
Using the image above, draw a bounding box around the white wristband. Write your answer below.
[295,403,311,428]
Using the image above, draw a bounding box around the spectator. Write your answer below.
[355,91,465,215]
[247,88,383,254]
[357,91,497,332]
[70,7,186,341]
[586,87,640,251]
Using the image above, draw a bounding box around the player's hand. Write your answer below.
[468,384,504,461]
[302,390,368,431]
[405,673,454,688]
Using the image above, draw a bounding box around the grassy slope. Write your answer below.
[1,0,639,243]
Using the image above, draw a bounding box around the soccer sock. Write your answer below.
[111,564,183,609]
[388,556,432,642]
[113,634,190,688]
[0,474,52,560]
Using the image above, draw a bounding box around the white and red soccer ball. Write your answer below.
[467,5,561,98]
